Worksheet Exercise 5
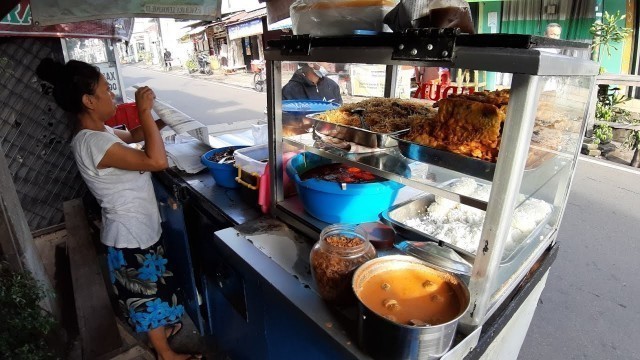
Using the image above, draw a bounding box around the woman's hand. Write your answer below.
[135,86,155,114]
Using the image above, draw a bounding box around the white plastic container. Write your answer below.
[233,144,269,177]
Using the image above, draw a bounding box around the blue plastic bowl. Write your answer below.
[201,146,248,188]
[282,100,340,115]
[286,152,404,223]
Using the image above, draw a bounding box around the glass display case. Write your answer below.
[263,33,598,334]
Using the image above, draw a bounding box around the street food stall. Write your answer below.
[154,31,598,359]
[0,1,600,359]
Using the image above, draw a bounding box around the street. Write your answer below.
[121,65,266,125]
[520,157,640,360]
[122,67,640,359]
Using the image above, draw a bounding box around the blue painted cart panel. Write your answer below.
[153,179,206,335]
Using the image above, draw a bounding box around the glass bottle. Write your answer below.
[310,224,376,305]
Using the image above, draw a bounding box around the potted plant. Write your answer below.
[0,262,60,359]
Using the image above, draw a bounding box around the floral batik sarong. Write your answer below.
[106,239,185,332]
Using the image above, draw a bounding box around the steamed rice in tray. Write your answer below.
[402,178,553,257]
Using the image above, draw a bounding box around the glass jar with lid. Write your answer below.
[310,224,377,305]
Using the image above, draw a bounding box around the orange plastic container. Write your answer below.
[106,103,141,130]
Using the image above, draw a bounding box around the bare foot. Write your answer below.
[149,323,183,350]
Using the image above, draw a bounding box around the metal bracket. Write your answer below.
[280,34,311,56]
[391,28,458,61]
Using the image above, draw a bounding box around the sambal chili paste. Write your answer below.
[300,163,382,183]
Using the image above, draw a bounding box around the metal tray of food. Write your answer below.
[310,115,409,149]
[379,193,552,265]
[394,135,556,181]
[393,135,496,181]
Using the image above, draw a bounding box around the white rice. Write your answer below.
[404,178,553,255]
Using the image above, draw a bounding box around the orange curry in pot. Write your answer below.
[357,267,463,326]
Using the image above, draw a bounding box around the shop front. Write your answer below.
[206,23,228,69]
[227,17,264,71]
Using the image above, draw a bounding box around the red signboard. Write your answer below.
[0,0,133,40]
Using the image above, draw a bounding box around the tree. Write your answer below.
[590,11,633,65]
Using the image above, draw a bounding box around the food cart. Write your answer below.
[175,31,598,359]
[0,2,600,357]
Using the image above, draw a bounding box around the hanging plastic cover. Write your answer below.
[0,0,133,40]
[384,0,474,33]
[290,0,399,36]
[29,0,222,26]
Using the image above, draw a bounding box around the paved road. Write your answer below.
[120,67,640,359]
[121,65,266,126]
[519,157,640,360]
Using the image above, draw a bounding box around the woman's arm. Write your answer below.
[98,87,168,171]
[114,119,166,144]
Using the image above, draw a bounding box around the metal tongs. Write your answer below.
[350,108,368,130]
[217,156,234,164]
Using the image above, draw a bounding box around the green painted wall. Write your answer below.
[599,0,626,74]
[479,2,502,89]
[480,2,502,34]
[500,19,593,40]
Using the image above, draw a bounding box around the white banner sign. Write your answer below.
[30,0,222,26]
[349,64,413,99]
[228,19,262,40]
[96,64,123,101]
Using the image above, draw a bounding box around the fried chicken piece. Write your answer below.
[408,97,505,162]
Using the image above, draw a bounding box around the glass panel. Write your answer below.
[521,75,591,231]
[64,38,124,103]
[64,38,111,64]
[487,75,592,300]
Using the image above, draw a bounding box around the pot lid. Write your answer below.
[395,241,472,276]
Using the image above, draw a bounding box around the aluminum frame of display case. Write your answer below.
[264,34,599,334]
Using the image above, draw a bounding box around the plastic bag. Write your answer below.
[251,123,269,145]
[290,0,399,36]
[384,0,474,33]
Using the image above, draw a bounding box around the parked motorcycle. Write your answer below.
[197,53,213,75]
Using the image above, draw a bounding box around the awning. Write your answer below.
[225,7,266,40]
[267,17,291,31]
[187,25,208,35]
[225,7,266,26]
[0,0,133,40]
[30,0,222,26]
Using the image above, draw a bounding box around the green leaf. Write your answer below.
[135,254,146,265]
[115,268,158,296]
[126,297,151,311]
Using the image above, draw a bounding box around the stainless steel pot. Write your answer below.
[352,255,470,360]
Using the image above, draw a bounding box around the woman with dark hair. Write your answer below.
[36,58,199,360]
